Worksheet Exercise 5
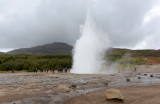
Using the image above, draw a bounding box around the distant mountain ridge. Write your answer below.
[8,42,73,55]
[7,42,160,57]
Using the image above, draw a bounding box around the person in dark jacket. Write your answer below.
[52,68,55,73]
[65,67,67,73]
[12,69,14,73]
[47,68,48,73]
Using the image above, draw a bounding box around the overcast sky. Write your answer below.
[0,0,160,52]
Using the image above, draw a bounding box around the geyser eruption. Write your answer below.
[71,10,111,74]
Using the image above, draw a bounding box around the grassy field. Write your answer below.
[0,48,160,72]
[0,54,72,72]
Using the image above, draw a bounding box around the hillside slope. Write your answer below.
[8,42,73,55]
[107,48,160,57]
[106,48,160,65]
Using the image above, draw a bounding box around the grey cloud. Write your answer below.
[0,0,159,50]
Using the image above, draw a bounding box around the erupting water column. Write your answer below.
[71,10,110,74]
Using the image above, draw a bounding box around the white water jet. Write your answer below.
[71,10,111,74]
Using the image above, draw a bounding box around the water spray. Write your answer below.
[71,9,111,74]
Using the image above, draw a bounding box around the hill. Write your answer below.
[107,48,160,57]
[106,48,160,65]
[0,52,4,55]
[7,42,73,55]
[7,42,160,57]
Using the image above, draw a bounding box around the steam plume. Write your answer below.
[71,10,111,74]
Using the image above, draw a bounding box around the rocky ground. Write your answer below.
[64,85,160,104]
[1,70,160,104]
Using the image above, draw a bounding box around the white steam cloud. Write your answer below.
[71,10,111,74]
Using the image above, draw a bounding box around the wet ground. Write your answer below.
[0,72,160,104]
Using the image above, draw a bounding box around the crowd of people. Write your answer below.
[33,67,70,73]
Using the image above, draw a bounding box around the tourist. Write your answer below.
[69,68,71,72]
[57,68,59,72]
[61,68,63,73]
[47,68,48,73]
[34,68,36,73]
[36,68,38,73]
[52,68,55,73]
[12,69,14,73]
[134,68,137,72]
[65,67,67,73]
[50,68,52,72]
[58,68,63,73]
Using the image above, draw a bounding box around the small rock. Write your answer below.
[45,90,52,94]
[53,92,58,95]
[71,84,77,88]
[110,74,116,76]
[58,84,70,92]
[89,82,97,84]
[104,82,108,86]
[138,77,141,79]
[126,78,130,82]
[82,82,87,85]
[106,89,124,100]
[65,88,70,92]
[150,74,154,77]
[53,85,57,87]
[144,74,147,76]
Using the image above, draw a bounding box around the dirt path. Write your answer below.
[64,85,160,104]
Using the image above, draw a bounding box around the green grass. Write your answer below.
[0,70,29,73]
[0,71,10,73]
[1,48,160,72]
